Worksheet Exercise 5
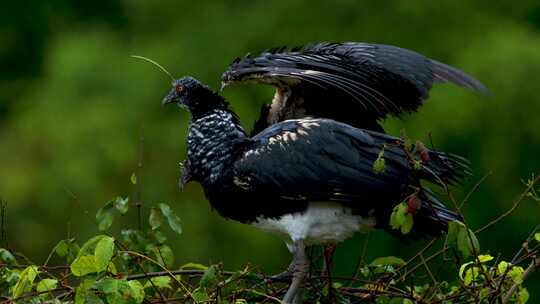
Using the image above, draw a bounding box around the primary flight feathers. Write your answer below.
[222,42,488,133]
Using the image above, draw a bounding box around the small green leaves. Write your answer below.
[390,202,414,234]
[144,276,171,290]
[55,239,80,263]
[71,256,98,277]
[95,236,115,271]
[11,265,39,297]
[373,147,386,174]
[37,278,58,293]
[497,261,509,275]
[508,265,525,284]
[96,201,115,231]
[149,207,163,230]
[96,197,129,231]
[159,203,183,235]
[130,172,137,185]
[71,235,115,276]
[0,248,16,265]
[518,287,530,304]
[448,221,480,258]
[477,254,494,263]
[534,232,540,242]
[115,197,129,215]
[200,265,218,288]
[95,278,145,304]
[370,256,406,267]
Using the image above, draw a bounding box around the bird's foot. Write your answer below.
[266,270,292,283]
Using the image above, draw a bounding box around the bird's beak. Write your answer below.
[162,90,177,106]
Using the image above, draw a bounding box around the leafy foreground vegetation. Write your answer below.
[0,173,539,303]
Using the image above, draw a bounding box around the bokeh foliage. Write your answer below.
[1,0,539,297]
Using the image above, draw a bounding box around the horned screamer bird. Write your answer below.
[161,42,486,303]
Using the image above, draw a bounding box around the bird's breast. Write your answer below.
[251,201,376,247]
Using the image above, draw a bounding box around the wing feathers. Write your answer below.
[222,42,488,129]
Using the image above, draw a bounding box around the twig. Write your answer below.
[125,269,236,281]
[459,171,492,210]
[476,175,540,234]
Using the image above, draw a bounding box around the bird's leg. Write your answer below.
[322,244,337,303]
[283,239,308,304]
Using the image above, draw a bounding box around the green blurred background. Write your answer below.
[1,0,539,295]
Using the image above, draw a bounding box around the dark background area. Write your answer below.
[1,0,539,296]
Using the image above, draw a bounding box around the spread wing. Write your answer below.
[222,42,488,134]
[233,118,470,203]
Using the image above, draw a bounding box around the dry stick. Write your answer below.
[502,258,540,304]
[476,174,540,235]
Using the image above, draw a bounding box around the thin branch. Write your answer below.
[476,175,540,234]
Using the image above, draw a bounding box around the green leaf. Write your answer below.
[37,278,58,295]
[370,256,406,267]
[459,261,473,281]
[200,265,218,288]
[401,213,413,234]
[389,203,414,234]
[508,266,524,284]
[0,248,16,265]
[497,261,509,275]
[447,220,462,247]
[96,201,115,231]
[54,239,80,263]
[372,148,386,174]
[94,236,115,272]
[534,233,540,242]
[75,279,101,304]
[457,226,480,257]
[518,287,529,304]
[181,262,208,270]
[144,276,171,289]
[477,254,494,263]
[11,265,39,297]
[127,281,145,304]
[95,277,118,293]
[149,208,163,230]
[71,255,98,276]
[151,245,174,268]
[115,197,129,215]
[192,287,210,302]
[78,235,107,258]
[130,172,137,185]
[159,203,182,235]
[98,279,145,304]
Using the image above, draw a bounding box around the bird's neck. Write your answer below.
[187,108,248,183]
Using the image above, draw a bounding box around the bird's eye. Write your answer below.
[176,85,184,93]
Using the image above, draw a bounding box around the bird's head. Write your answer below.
[163,77,226,115]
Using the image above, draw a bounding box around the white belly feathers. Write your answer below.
[251,202,376,249]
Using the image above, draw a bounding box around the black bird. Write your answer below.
[162,42,486,303]
[221,42,488,135]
